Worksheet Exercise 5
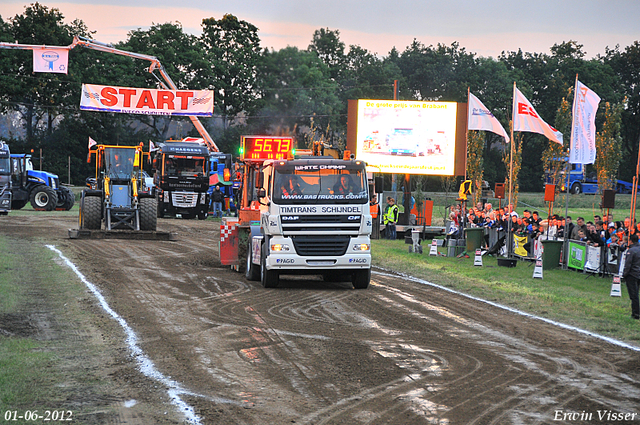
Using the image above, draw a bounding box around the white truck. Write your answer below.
[220,136,372,289]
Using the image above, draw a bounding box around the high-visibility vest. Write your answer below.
[384,204,399,224]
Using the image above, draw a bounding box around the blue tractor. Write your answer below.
[0,142,11,214]
[10,154,75,211]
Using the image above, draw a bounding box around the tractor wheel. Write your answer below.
[57,187,75,210]
[81,196,102,230]
[139,198,157,231]
[352,269,371,289]
[30,186,58,211]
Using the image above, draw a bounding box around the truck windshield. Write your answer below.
[0,157,9,174]
[164,155,206,177]
[105,148,136,180]
[273,164,368,205]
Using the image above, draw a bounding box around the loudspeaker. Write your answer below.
[495,183,505,199]
[374,177,384,193]
[602,189,616,209]
[544,184,556,202]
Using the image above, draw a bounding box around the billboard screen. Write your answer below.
[353,99,459,175]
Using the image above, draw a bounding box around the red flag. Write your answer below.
[513,87,563,144]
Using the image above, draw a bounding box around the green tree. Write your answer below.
[542,90,571,192]
[308,28,345,81]
[596,101,624,192]
[200,14,262,129]
[466,130,485,204]
[503,130,523,208]
[118,22,209,140]
[256,46,340,147]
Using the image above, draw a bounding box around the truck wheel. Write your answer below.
[261,244,279,288]
[156,199,164,218]
[570,182,582,194]
[139,198,157,231]
[352,269,371,289]
[80,195,102,230]
[198,211,208,220]
[30,186,58,211]
[245,240,261,281]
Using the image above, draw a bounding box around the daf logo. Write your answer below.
[282,216,299,221]
[348,215,359,220]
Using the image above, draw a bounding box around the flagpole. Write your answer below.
[563,74,578,269]
[507,82,516,257]
[466,87,470,181]
[509,82,515,211]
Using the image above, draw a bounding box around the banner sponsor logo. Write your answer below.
[80,84,213,117]
[569,80,600,165]
[33,47,68,74]
[468,92,509,142]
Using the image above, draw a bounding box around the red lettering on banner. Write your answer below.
[157,91,175,109]
[119,88,136,107]
[175,92,194,109]
[136,90,156,109]
[100,87,118,106]
[517,102,538,118]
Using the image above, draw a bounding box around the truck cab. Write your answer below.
[249,157,372,288]
[152,140,210,219]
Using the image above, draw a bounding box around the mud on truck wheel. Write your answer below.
[139,198,157,231]
[80,195,102,230]
[261,243,279,288]
[30,185,58,211]
[352,269,371,289]
[245,240,261,281]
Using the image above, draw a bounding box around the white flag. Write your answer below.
[33,47,69,74]
[88,137,97,149]
[468,92,510,142]
[513,87,563,144]
[149,140,158,152]
[569,80,600,164]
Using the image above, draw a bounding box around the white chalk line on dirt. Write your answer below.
[373,269,640,353]
[47,245,241,425]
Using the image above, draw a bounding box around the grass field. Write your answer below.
[371,238,640,346]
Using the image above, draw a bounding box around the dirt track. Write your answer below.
[2,212,640,424]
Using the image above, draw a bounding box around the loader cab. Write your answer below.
[105,148,137,181]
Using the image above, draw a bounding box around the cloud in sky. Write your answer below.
[2,1,638,58]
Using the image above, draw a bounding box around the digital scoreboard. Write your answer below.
[240,136,294,160]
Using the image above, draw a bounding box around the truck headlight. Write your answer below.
[353,244,370,251]
[271,243,290,252]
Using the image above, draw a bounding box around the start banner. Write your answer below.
[80,84,213,117]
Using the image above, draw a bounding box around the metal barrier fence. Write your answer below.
[461,226,623,276]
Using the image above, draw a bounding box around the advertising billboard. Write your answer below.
[351,99,459,175]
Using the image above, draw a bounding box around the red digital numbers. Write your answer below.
[242,136,293,160]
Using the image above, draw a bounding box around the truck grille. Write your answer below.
[172,191,198,208]
[281,214,361,235]
[291,235,350,256]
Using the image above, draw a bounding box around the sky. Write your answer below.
[1,1,639,59]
